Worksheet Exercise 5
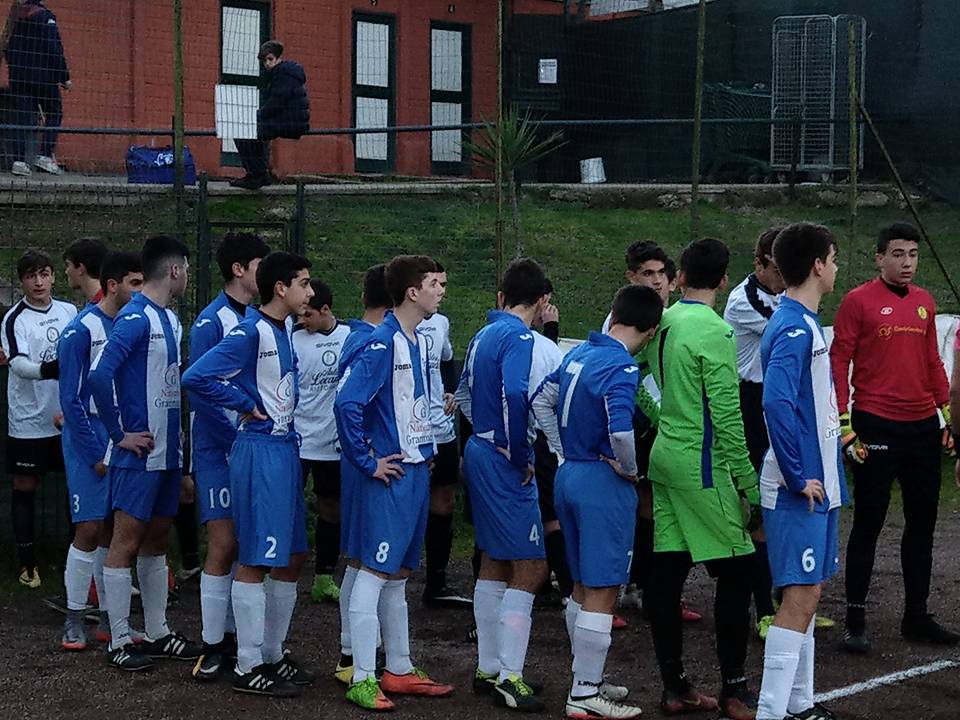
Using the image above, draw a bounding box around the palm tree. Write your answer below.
[464,109,565,258]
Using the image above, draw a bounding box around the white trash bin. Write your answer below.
[579,157,606,184]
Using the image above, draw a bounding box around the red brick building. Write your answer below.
[4,0,540,178]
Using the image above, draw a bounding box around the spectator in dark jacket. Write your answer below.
[2,0,71,176]
[232,39,309,190]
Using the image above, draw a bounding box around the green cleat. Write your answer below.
[346,676,395,711]
[756,614,775,641]
[311,574,341,603]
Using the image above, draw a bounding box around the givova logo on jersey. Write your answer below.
[155,363,181,409]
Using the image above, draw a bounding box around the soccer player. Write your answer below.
[336,255,454,711]
[951,334,959,487]
[293,279,351,604]
[186,232,270,681]
[602,240,669,334]
[88,235,200,671]
[183,251,316,697]
[723,227,786,640]
[458,258,551,712]
[533,284,663,720]
[643,238,760,720]
[831,222,958,651]
[2,249,77,587]
[58,251,143,650]
[755,222,844,720]
[63,238,108,304]
[417,262,471,609]
[333,262,392,685]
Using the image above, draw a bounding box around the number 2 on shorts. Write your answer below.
[265,536,278,559]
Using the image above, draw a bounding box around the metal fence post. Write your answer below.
[173,0,186,242]
[689,0,707,240]
[196,173,211,312]
[295,180,307,255]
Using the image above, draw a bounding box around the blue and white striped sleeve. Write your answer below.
[181,327,257,416]
[89,312,144,444]
[502,333,535,470]
[335,338,392,476]
[762,325,811,493]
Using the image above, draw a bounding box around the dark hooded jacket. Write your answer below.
[258,60,309,140]
[4,0,69,87]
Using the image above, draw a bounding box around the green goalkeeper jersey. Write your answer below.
[643,300,756,493]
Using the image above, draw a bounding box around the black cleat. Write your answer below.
[233,664,301,697]
[108,644,154,672]
[492,675,545,712]
[142,632,202,661]
[192,642,229,682]
[788,703,836,720]
[901,613,960,645]
[270,653,317,686]
[423,583,473,609]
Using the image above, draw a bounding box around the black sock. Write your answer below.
[174,500,199,569]
[545,529,573,598]
[314,518,340,576]
[471,544,482,580]
[425,512,454,589]
[632,517,654,589]
[12,489,36,569]
[751,540,776,618]
[846,604,866,634]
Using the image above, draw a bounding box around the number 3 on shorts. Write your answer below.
[801,547,816,573]
[529,524,540,545]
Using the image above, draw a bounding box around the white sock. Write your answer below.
[787,616,816,715]
[102,566,132,650]
[263,577,298,664]
[137,555,170,641]
[379,578,413,675]
[93,546,108,610]
[757,625,806,720]
[498,588,535,682]
[474,579,506,675]
[564,598,582,648]
[349,570,386,682]
[340,565,359,656]
[571,611,613,698]
[65,545,96,611]
[232,580,266,674]
[224,562,238,635]
[200,571,233,645]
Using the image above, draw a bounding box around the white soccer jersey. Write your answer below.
[417,313,456,444]
[293,321,351,460]
[2,298,77,439]
[529,331,563,449]
[724,274,782,384]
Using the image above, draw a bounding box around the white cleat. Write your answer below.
[566,692,643,719]
[11,161,31,176]
[601,679,630,702]
[33,155,63,174]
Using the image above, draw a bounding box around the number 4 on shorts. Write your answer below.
[529,524,540,545]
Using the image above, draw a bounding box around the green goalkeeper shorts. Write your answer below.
[652,480,755,562]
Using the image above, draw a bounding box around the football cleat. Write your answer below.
[270,653,317,685]
[787,703,836,720]
[756,615,774,641]
[566,692,643,719]
[61,611,88,651]
[423,582,473,609]
[474,669,545,695]
[335,655,354,685]
[311,573,341,603]
[18,567,41,589]
[718,687,756,720]
[233,664,300,697]
[107,644,154,672]
[192,642,228,682]
[901,613,960,645]
[381,667,453,697]
[346,676,395,711]
[141,631,202,661]
[492,674,545,712]
[659,686,719,715]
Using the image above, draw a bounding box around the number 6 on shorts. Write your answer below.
[801,547,816,573]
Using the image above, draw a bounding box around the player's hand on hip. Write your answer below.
[600,455,639,483]
[240,407,268,424]
[373,453,405,485]
[443,392,457,415]
[180,474,195,503]
[118,431,155,458]
[93,462,107,478]
[801,479,825,512]
[522,463,535,486]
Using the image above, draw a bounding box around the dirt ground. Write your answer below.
[2,508,959,720]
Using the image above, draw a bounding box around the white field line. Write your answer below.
[814,658,959,703]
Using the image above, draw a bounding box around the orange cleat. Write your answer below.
[380,668,454,697]
[681,601,703,623]
[613,614,629,630]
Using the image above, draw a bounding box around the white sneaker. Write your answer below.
[601,678,630,702]
[11,161,31,176]
[619,583,642,610]
[566,692,643,719]
[34,155,63,174]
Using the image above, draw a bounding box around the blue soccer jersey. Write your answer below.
[187,291,247,470]
[335,312,433,474]
[88,293,182,472]
[760,297,847,512]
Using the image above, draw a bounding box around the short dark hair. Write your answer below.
[609,285,663,332]
[501,258,547,308]
[755,227,783,268]
[63,238,108,278]
[216,233,271,282]
[679,238,729,290]
[307,279,333,310]
[384,255,438,307]
[664,257,677,283]
[433,260,445,274]
[258,40,283,60]
[361,264,391,310]
[544,277,554,295]
[877,222,921,253]
[256,252,311,304]
[626,241,669,271]
[141,235,189,282]
[773,223,836,288]
[17,249,54,280]
[99,251,142,294]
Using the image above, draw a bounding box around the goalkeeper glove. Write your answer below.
[940,404,955,454]
[840,412,867,464]
[736,478,762,533]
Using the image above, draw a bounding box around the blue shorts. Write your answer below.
[230,433,307,568]
[340,456,363,559]
[111,466,181,522]
[358,461,429,575]
[463,436,545,561]
[555,460,637,588]
[195,460,232,524]
[63,421,110,523]
[763,505,841,587]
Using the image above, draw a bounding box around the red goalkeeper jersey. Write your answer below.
[830,278,949,421]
